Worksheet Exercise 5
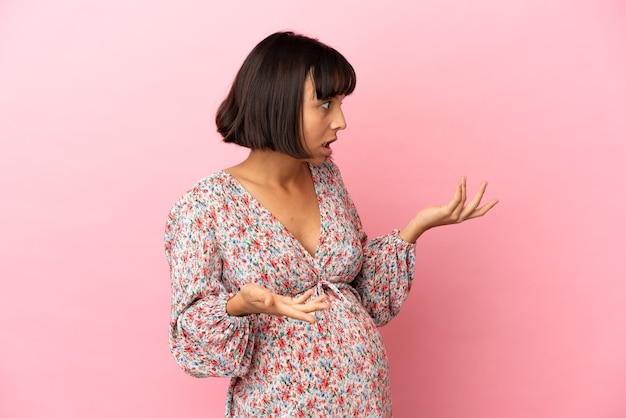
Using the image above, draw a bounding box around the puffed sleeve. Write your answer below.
[164,192,255,378]
[351,227,416,326]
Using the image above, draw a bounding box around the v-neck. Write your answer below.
[219,164,323,260]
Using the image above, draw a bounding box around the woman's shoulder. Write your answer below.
[169,171,232,214]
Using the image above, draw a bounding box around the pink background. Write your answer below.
[1,0,625,417]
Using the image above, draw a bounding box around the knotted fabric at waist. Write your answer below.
[315,279,350,304]
[313,278,362,315]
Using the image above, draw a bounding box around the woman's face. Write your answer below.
[301,76,347,164]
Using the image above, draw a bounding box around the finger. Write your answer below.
[466,198,499,219]
[447,181,464,213]
[451,176,467,219]
[461,176,467,203]
[460,181,488,220]
[293,300,330,313]
[278,305,319,323]
[278,292,329,311]
[292,289,331,306]
[270,294,330,323]
[291,289,316,304]
[275,293,329,313]
[305,294,329,305]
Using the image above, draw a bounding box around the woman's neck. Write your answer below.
[227,149,311,189]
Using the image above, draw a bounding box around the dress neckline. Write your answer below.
[218,163,323,260]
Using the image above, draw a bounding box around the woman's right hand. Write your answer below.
[226,283,330,323]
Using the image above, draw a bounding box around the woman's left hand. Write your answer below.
[399,176,498,243]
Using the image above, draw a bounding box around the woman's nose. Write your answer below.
[331,107,347,131]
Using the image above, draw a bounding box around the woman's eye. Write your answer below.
[321,101,331,110]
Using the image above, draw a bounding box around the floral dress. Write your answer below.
[164,160,415,417]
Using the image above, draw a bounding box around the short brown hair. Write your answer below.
[216,31,356,158]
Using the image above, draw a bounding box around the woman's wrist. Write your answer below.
[399,218,429,244]
[226,292,250,317]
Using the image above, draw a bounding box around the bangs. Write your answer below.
[311,48,356,100]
